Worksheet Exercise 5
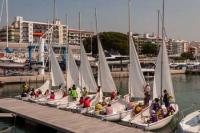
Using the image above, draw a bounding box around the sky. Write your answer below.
[1,0,200,41]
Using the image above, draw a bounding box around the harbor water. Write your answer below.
[0,74,200,132]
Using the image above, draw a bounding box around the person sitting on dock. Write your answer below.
[70,85,78,101]
[83,97,91,108]
[22,82,29,93]
[82,87,88,97]
[163,90,170,108]
[50,91,55,100]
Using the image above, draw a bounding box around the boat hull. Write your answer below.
[130,104,179,131]
[179,110,200,133]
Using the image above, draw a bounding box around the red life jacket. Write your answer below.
[111,91,117,100]
[50,94,55,99]
[79,98,85,105]
[84,98,90,108]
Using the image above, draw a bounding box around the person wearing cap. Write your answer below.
[82,87,88,97]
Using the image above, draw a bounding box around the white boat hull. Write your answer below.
[130,104,179,131]
[179,110,200,133]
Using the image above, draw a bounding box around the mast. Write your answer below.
[157,10,160,39]
[0,0,5,28]
[53,0,56,23]
[160,0,165,104]
[6,0,8,48]
[90,22,93,55]
[79,12,83,90]
[65,13,68,88]
[128,0,131,96]
[95,8,101,86]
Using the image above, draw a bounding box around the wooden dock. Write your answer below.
[0,98,148,133]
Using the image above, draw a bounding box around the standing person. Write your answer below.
[144,91,151,107]
[144,83,151,94]
[70,85,78,101]
[163,90,170,108]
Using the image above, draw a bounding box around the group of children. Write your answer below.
[147,90,175,123]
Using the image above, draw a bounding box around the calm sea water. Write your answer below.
[0,74,200,133]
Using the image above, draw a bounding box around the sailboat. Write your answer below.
[122,0,148,123]
[127,0,179,130]
[61,41,99,112]
[32,47,66,104]
[86,9,132,121]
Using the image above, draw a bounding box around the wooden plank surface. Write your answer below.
[0,113,13,118]
[0,98,148,133]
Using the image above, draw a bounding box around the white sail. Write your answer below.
[50,48,66,87]
[79,41,97,93]
[67,46,79,88]
[153,41,175,101]
[98,36,117,93]
[128,35,146,98]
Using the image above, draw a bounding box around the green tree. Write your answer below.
[141,41,159,56]
[181,52,195,60]
[83,32,129,55]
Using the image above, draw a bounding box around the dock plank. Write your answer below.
[0,98,148,133]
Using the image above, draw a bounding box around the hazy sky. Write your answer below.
[1,0,200,41]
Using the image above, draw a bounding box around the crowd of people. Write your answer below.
[21,82,175,120]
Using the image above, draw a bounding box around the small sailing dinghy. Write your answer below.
[122,0,150,123]
[54,45,81,108]
[37,47,66,104]
[179,110,200,133]
[127,0,179,130]
[87,11,129,120]
[62,40,98,111]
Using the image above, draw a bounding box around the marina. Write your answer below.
[0,0,200,132]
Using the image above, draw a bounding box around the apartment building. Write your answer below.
[0,16,93,45]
